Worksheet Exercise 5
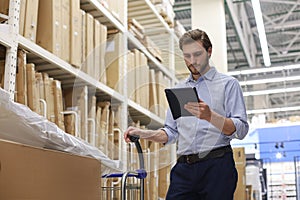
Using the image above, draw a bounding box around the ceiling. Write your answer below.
[173,0,300,122]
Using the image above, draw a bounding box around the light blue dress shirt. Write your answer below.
[162,67,249,156]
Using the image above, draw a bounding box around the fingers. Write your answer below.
[124,126,138,143]
[184,101,209,119]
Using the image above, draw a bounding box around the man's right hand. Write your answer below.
[124,126,142,143]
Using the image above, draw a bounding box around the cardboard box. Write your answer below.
[23,0,39,42]
[105,33,124,91]
[61,0,70,62]
[19,0,27,35]
[0,139,101,200]
[16,50,27,105]
[234,164,247,200]
[99,23,107,84]
[70,0,82,68]
[37,0,62,58]
[149,69,158,115]
[85,13,94,76]
[0,0,9,23]
[233,147,246,166]
[127,51,135,101]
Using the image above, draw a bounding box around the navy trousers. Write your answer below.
[165,151,238,200]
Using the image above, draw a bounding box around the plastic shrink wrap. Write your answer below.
[0,88,122,175]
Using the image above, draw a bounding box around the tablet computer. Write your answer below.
[164,87,200,120]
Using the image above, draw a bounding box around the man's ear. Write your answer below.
[207,47,212,58]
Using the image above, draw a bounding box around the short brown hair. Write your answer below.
[179,29,212,52]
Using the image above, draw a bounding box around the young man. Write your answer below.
[124,29,249,200]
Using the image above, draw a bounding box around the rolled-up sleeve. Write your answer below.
[161,109,179,145]
[225,79,249,140]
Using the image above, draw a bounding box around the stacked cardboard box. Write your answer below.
[127,48,170,117]
[15,50,65,130]
[36,0,107,82]
[0,0,39,42]
[155,70,171,119]
[158,144,172,198]
[233,147,247,200]
[105,33,125,92]
[106,0,125,24]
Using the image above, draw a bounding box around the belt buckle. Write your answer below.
[186,155,193,164]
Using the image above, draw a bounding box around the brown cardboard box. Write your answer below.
[127,51,135,101]
[37,0,62,58]
[94,19,101,80]
[70,0,82,68]
[105,33,124,91]
[0,139,101,200]
[19,0,27,35]
[149,69,158,115]
[23,0,39,42]
[233,147,246,166]
[0,0,9,23]
[234,164,247,200]
[61,0,70,62]
[16,50,27,105]
[99,23,107,84]
[85,13,94,76]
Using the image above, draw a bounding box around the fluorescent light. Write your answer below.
[251,0,271,67]
[227,64,300,76]
[247,106,300,114]
[243,86,300,96]
[239,75,300,86]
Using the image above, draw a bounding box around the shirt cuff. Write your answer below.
[160,127,175,145]
[225,118,246,140]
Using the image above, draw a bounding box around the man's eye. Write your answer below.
[194,53,201,56]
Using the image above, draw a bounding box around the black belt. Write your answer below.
[177,145,232,164]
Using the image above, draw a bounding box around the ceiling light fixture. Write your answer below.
[251,0,271,67]
[227,64,300,76]
[247,105,300,115]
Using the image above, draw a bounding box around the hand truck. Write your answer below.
[101,135,147,200]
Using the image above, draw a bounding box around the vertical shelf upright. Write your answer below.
[3,0,20,100]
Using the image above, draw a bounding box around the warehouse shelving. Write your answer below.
[0,0,181,127]
[1,1,180,197]
[1,0,178,185]
[128,99,165,129]
[18,35,124,103]
[80,0,126,31]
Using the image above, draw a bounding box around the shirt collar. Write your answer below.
[185,67,217,83]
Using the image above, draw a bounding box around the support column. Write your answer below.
[191,0,227,73]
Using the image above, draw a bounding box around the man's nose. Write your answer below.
[190,55,196,64]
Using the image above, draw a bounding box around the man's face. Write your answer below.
[182,41,211,76]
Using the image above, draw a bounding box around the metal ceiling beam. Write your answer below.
[226,0,256,67]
